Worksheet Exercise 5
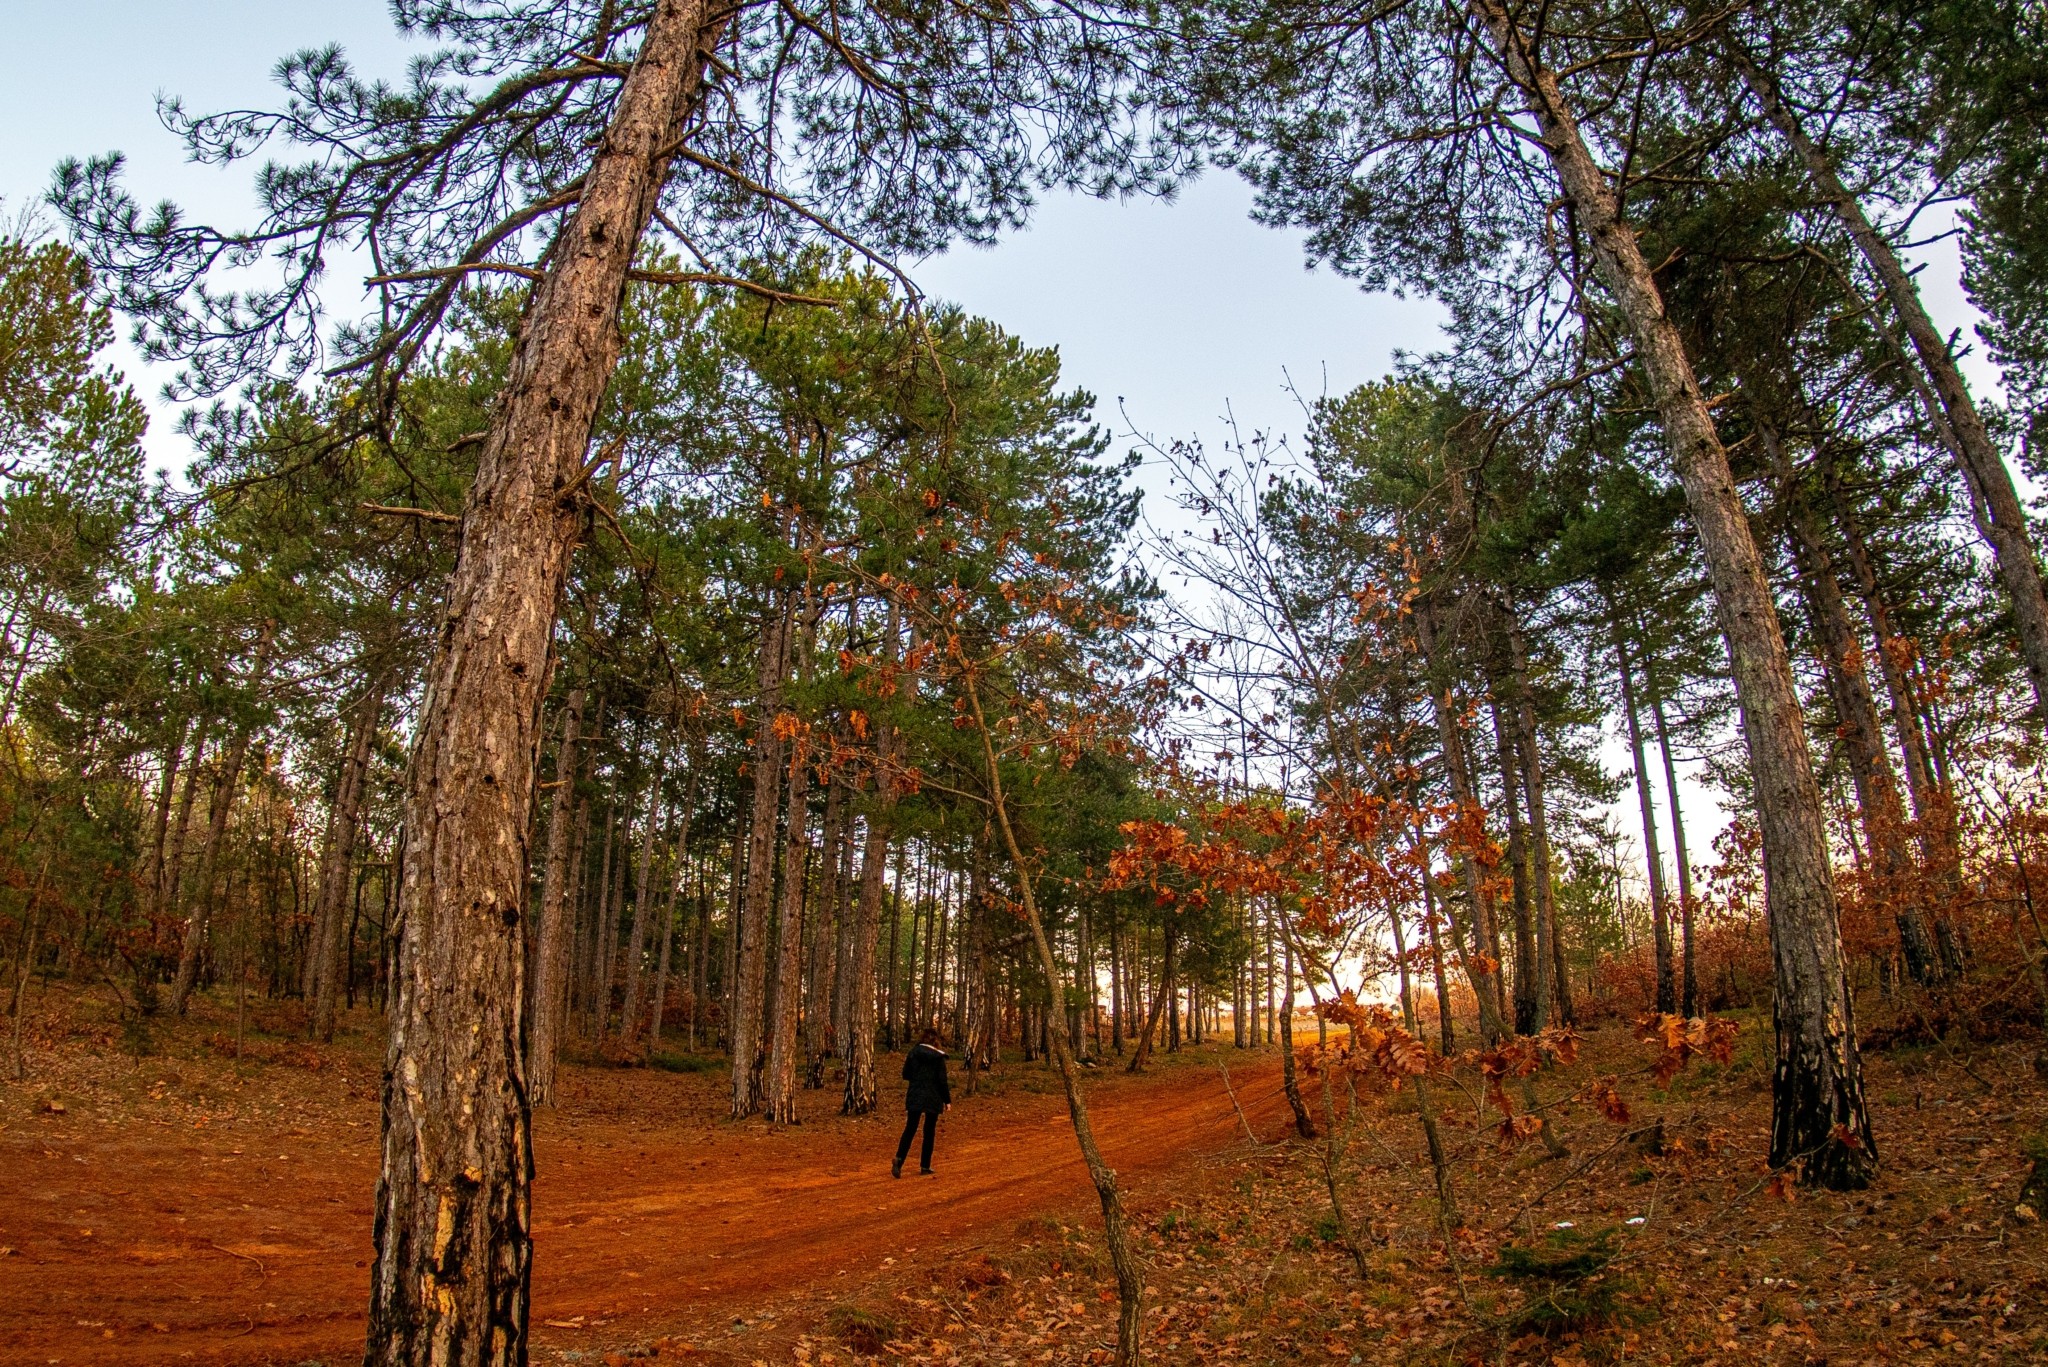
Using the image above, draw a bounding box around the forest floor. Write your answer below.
[0,984,1285,1367]
[3,987,2046,1366]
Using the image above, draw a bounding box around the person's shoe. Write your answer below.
[919,1168,935,1176]
[891,1157,904,1179]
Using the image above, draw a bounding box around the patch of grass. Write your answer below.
[648,1050,719,1074]
[1488,1226,1638,1337]
[826,1304,897,1357]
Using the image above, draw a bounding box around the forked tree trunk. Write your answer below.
[312,679,386,1042]
[366,7,728,1361]
[1613,619,1675,1014]
[1475,0,1874,1187]
[1729,39,2048,716]
[528,688,584,1104]
[159,718,211,931]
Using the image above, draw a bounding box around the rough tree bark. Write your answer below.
[1474,0,1876,1187]
[365,7,729,1361]
[528,688,584,1105]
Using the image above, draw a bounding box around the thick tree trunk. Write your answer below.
[1731,40,2048,716]
[365,7,727,1361]
[1475,0,1874,1187]
[529,690,584,1104]
[1613,619,1675,1014]
[731,593,790,1118]
[312,679,386,1042]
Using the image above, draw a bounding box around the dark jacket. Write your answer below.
[902,1042,952,1113]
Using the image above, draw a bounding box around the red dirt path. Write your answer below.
[2,1053,1285,1367]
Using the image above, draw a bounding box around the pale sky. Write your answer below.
[2,2,2013,897]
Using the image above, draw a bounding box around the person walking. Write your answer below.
[893,1028,952,1177]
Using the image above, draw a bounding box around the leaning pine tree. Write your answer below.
[1170,0,1876,1187]
[56,1,1177,1360]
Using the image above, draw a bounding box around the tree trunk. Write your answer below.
[620,775,665,1043]
[1730,39,2048,717]
[731,591,790,1118]
[806,774,846,1085]
[961,664,1146,1367]
[1421,853,1456,1054]
[1761,418,1941,982]
[312,679,386,1042]
[764,724,814,1123]
[529,689,584,1102]
[138,720,188,946]
[841,601,900,1115]
[1613,617,1675,1014]
[1646,681,1697,1016]
[159,717,211,944]
[170,719,261,1014]
[1415,599,1510,1044]
[648,771,696,1046]
[1474,0,1875,1187]
[1490,692,1539,1035]
[1507,615,1566,1027]
[365,8,728,1360]
[1278,930,1316,1138]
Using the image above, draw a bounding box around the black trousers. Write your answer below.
[896,1108,940,1171]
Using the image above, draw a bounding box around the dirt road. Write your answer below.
[2,1053,1285,1366]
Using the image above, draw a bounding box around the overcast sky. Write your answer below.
[3,2,2012,892]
